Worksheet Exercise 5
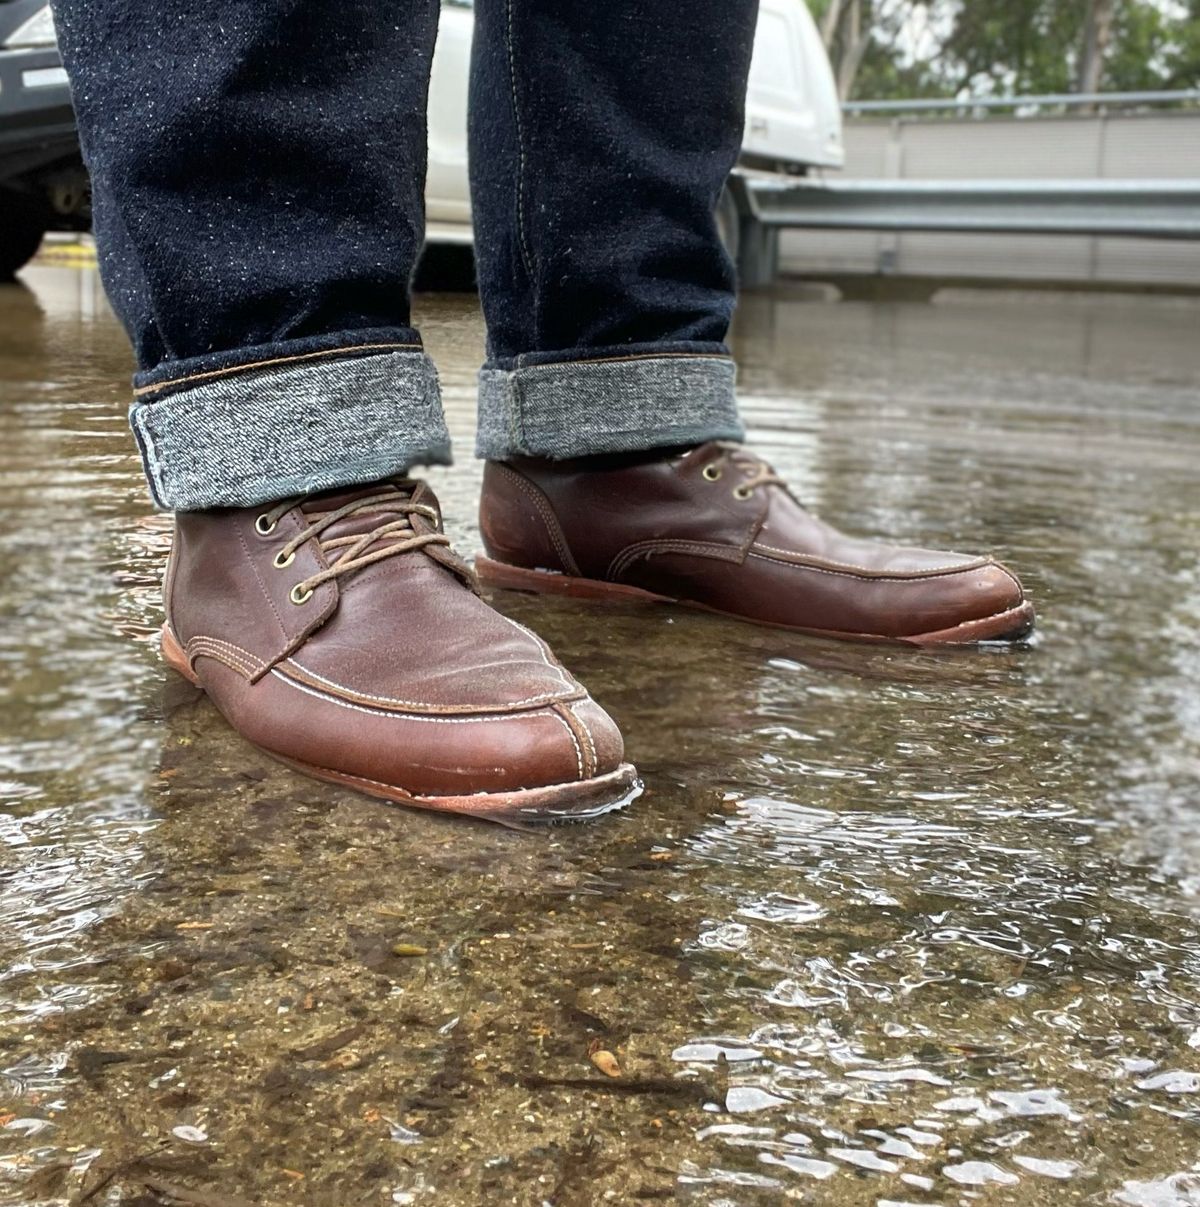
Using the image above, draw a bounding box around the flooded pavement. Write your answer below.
[1,265,1199,1206]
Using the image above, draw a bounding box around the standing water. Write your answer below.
[1,268,1198,1205]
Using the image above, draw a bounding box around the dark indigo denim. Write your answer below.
[52,0,756,508]
[53,0,440,373]
[468,0,757,366]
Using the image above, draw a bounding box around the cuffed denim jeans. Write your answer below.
[52,0,755,510]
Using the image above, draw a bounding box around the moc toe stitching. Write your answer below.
[750,542,988,578]
[743,550,975,581]
[568,703,598,776]
[281,657,579,712]
[264,669,607,791]
[549,710,585,780]
[270,668,568,724]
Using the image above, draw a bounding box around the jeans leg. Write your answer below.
[469,0,757,460]
[53,0,449,509]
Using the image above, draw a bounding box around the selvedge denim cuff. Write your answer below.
[129,338,451,511]
[475,350,744,460]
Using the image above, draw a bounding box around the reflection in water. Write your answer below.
[0,268,1198,1204]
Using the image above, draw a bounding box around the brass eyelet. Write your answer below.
[289,584,314,606]
[273,550,296,569]
[254,514,277,536]
[702,464,723,482]
[733,485,754,501]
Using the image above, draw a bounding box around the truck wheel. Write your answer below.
[716,185,741,267]
[0,192,48,280]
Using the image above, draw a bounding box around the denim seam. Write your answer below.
[510,351,731,370]
[135,413,168,504]
[510,352,732,374]
[503,0,535,282]
[133,341,423,398]
[513,373,530,452]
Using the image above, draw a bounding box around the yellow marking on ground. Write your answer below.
[34,240,98,267]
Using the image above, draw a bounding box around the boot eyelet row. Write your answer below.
[702,464,722,482]
[273,550,295,569]
[254,514,277,536]
[290,584,314,606]
[733,485,754,501]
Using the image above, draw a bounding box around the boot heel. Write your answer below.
[160,625,201,686]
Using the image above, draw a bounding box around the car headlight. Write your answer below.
[4,6,59,50]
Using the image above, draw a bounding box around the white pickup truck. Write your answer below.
[0,0,843,278]
[425,0,844,272]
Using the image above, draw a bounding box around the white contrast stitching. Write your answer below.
[568,702,596,777]
[187,637,261,677]
[193,653,257,678]
[271,671,551,723]
[189,636,263,664]
[195,651,256,676]
[284,658,572,710]
[747,550,986,581]
[549,711,584,781]
[751,541,978,575]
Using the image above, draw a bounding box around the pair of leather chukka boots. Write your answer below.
[161,445,1033,820]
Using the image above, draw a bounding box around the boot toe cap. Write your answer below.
[224,664,631,810]
[907,558,1032,643]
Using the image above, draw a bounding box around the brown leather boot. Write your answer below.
[477,444,1034,645]
[161,479,638,820]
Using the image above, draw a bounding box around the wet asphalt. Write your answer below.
[0,262,1199,1205]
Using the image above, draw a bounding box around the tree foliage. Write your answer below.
[806,0,1200,100]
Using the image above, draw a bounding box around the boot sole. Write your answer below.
[475,556,1036,647]
[160,627,642,823]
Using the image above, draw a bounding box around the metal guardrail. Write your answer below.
[844,89,1200,115]
[731,174,1200,286]
[742,178,1200,240]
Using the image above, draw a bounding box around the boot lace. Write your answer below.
[255,480,473,604]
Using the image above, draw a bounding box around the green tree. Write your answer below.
[805,0,1200,100]
[1105,0,1200,90]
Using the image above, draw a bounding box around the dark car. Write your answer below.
[0,0,86,277]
